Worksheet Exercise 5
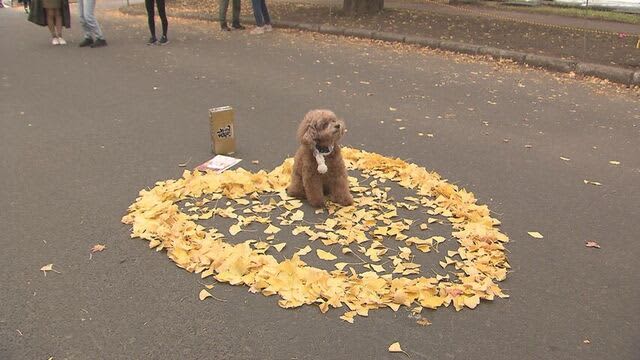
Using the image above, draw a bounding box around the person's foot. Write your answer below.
[232,23,245,30]
[158,35,168,45]
[264,24,273,32]
[221,23,230,31]
[57,37,67,45]
[91,38,107,48]
[146,36,157,45]
[52,37,60,45]
[78,37,93,47]
[250,26,264,35]
[24,7,29,13]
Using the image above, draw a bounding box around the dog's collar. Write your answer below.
[315,145,333,155]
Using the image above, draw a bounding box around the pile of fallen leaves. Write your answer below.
[122,148,509,322]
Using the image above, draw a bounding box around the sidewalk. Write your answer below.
[120,0,640,85]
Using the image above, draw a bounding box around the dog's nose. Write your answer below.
[335,124,341,129]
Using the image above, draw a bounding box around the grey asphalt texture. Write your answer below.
[1,4,640,360]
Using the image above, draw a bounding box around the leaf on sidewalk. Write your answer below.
[40,264,61,276]
[199,289,212,301]
[585,241,601,249]
[528,231,544,239]
[90,244,106,253]
[388,342,408,356]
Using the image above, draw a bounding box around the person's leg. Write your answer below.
[78,0,90,39]
[54,9,62,38]
[219,0,229,28]
[156,0,167,38]
[231,0,241,28]
[45,9,56,37]
[83,0,104,40]
[250,0,263,27]
[145,0,156,40]
[260,0,270,25]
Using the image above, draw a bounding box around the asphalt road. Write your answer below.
[1,4,639,360]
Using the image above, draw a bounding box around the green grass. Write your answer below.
[515,5,640,25]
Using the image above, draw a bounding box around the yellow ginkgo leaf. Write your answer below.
[199,289,212,301]
[272,243,286,252]
[528,231,544,239]
[388,342,408,356]
[335,262,348,271]
[40,264,60,276]
[317,249,337,261]
[229,224,242,236]
[294,245,312,256]
[264,224,281,234]
[371,264,385,273]
[291,210,304,221]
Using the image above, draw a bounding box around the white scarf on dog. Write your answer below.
[313,145,333,174]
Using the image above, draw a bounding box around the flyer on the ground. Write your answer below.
[196,155,242,173]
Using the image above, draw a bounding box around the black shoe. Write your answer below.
[221,23,230,31]
[146,36,157,45]
[158,35,168,45]
[232,23,245,30]
[78,37,94,47]
[90,38,107,48]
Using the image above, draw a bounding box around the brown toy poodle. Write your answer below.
[287,109,354,208]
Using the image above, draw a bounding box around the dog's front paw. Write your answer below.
[308,197,325,208]
[332,193,354,207]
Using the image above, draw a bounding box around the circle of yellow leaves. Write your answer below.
[122,148,509,322]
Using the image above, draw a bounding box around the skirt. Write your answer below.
[42,0,61,9]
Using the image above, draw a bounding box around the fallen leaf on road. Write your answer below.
[229,224,242,236]
[608,160,620,165]
[317,249,337,261]
[416,317,431,326]
[272,243,286,252]
[585,241,601,249]
[388,342,408,356]
[389,107,397,111]
[264,224,281,234]
[178,157,191,167]
[294,245,312,256]
[40,264,61,276]
[90,244,106,253]
[199,289,212,301]
[528,232,544,239]
[252,160,260,164]
[583,180,603,186]
[524,144,533,148]
[583,339,591,344]
[560,156,571,161]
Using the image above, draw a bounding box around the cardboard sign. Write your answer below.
[209,106,236,154]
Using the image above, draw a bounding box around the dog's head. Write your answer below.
[297,109,346,148]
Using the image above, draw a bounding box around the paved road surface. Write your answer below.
[1,5,639,360]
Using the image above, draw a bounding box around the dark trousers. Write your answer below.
[219,0,240,25]
[145,0,168,38]
[251,0,270,27]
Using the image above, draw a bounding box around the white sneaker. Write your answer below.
[250,26,264,35]
[57,37,67,45]
[52,37,60,45]
[264,24,273,32]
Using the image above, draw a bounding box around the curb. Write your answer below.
[119,6,640,87]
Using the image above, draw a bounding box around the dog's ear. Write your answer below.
[301,122,318,147]
[298,111,319,147]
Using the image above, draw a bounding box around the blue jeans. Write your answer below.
[251,0,270,27]
[78,0,104,40]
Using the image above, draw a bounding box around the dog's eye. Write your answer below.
[321,122,329,130]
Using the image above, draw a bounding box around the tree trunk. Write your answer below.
[343,0,384,15]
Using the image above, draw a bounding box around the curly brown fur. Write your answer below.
[287,110,354,208]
